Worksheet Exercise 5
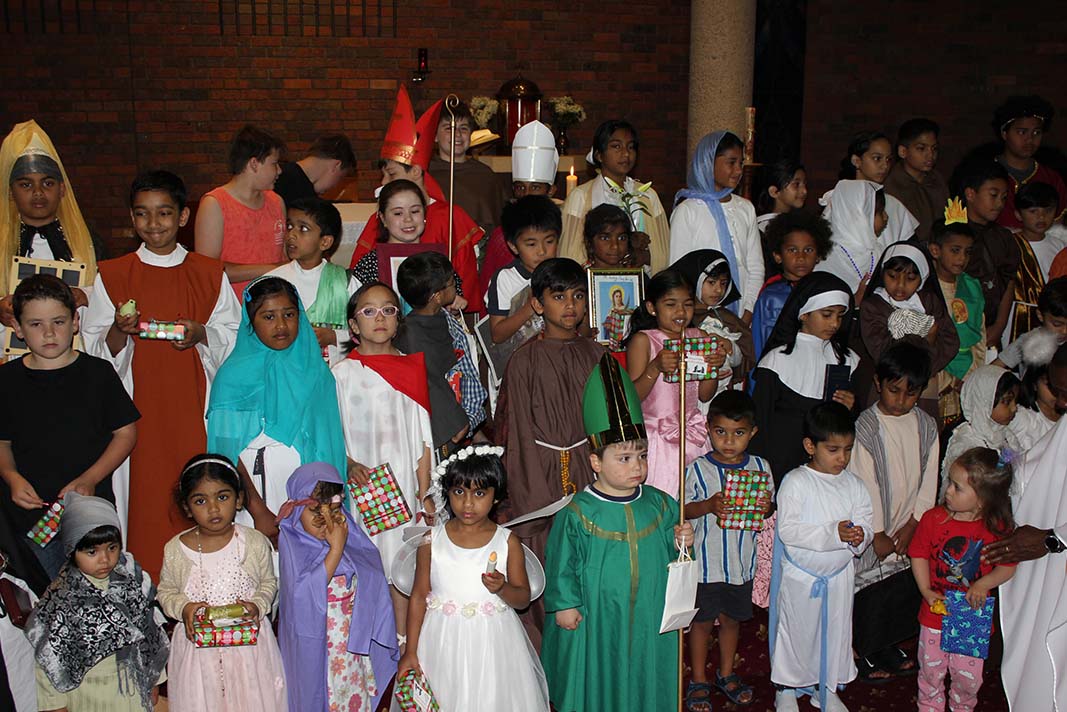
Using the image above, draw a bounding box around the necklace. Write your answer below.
[837,244,874,280]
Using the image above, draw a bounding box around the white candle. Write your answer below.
[566,166,577,198]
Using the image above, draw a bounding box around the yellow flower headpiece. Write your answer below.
[944,197,968,226]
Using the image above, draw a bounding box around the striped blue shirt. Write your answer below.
[684,453,773,584]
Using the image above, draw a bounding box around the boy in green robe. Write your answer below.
[542,352,694,712]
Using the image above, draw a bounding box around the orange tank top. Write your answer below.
[206,186,285,295]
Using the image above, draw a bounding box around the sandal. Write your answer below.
[855,655,893,685]
[685,681,714,712]
[715,671,755,705]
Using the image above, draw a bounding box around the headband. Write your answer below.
[181,457,239,478]
[881,243,930,284]
[427,444,505,513]
[944,196,967,226]
[799,290,850,316]
[11,152,62,182]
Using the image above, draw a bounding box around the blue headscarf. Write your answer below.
[675,130,741,314]
[206,277,347,481]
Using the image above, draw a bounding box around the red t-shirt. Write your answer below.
[907,506,1015,629]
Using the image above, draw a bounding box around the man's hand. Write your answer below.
[6,472,45,509]
[313,326,336,350]
[983,525,1050,564]
[892,517,919,556]
[873,532,895,560]
[58,476,95,499]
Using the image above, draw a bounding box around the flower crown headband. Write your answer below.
[428,444,506,513]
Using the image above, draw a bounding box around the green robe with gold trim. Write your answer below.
[541,485,680,712]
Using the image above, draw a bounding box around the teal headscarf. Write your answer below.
[207,277,347,483]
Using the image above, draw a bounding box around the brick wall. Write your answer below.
[0,1,690,255]
[801,0,1067,200]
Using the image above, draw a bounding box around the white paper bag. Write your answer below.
[659,548,699,633]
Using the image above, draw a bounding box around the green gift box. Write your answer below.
[192,619,259,648]
[663,336,721,383]
[394,669,440,711]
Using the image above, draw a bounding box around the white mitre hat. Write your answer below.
[511,121,558,184]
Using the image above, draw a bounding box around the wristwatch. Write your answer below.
[1045,530,1066,554]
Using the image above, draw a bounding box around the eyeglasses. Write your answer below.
[356,305,400,318]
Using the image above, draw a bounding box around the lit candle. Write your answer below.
[744,106,756,165]
[566,166,577,198]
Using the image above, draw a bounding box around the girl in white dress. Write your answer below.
[399,447,550,711]
[332,280,434,646]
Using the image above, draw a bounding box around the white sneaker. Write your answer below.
[809,690,849,712]
[776,689,801,711]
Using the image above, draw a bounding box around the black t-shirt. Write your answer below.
[0,352,140,530]
[273,162,316,206]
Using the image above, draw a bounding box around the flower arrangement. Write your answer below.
[548,96,587,128]
[469,96,499,129]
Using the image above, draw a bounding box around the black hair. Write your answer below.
[129,169,187,210]
[707,390,757,426]
[396,250,453,309]
[715,131,744,156]
[376,178,426,243]
[993,95,1054,135]
[174,453,244,509]
[756,158,805,213]
[228,124,285,175]
[288,197,342,259]
[307,134,356,170]
[501,194,562,245]
[1039,277,1067,318]
[439,452,508,516]
[706,260,731,281]
[760,272,854,362]
[621,269,693,348]
[875,340,932,392]
[874,186,887,215]
[897,118,940,148]
[763,210,833,260]
[529,257,586,303]
[929,219,976,246]
[591,120,638,168]
[1018,362,1050,411]
[438,100,473,127]
[803,401,855,443]
[1016,181,1059,211]
[582,204,632,255]
[245,276,299,320]
[838,131,891,179]
[882,255,920,276]
[72,525,122,560]
[955,159,1011,202]
[866,240,941,306]
[343,281,402,353]
[995,370,1021,405]
[310,480,344,503]
[12,273,75,321]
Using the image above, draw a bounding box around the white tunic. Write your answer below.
[771,465,873,689]
[332,356,433,579]
[265,259,358,365]
[669,195,765,314]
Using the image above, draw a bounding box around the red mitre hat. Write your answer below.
[412,98,444,171]
[380,85,417,165]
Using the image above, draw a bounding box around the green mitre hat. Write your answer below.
[583,353,646,450]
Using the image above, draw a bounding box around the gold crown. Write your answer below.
[944,197,968,225]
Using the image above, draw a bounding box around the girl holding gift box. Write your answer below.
[624,269,724,497]
[157,454,287,712]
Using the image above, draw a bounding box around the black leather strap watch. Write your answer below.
[1045,530,1066,554]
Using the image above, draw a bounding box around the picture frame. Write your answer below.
[5,256,87,357]
[375,243,447,314]
[587,268,643,347]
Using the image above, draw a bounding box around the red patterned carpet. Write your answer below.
[682,607,1009,712]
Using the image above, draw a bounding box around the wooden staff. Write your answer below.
[444,94,460,259]
[677,354,687,712]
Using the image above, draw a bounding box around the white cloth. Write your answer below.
[1000,415,1067,711]
[80,244,240,537]
[771,465,873,688]
[756,332,859,399]
[0,573,38,712]
[820,185,918,249]
[941,365,1022,489]
[25,233,54,260]
[234,433,302,527]
[669,195,764,313]
[265,259,357,365]
[1027,224,1067,281]
[1008,406,1059,453]
[332,357,433,579]
[756,211,778,234]
[417,524,550,711]
[816,180,887,293]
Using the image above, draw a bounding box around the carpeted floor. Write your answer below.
[682,607,1009,711]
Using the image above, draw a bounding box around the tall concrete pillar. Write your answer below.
[687,0,757,160]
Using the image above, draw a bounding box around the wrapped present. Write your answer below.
[940,589,994,659]
[394,669,440,712]
[193,618,259,648]
[27,502,64,547]
[717,469,771,531]
[663,336,721,382]
[138,320,186,341]
[347,463,412,536]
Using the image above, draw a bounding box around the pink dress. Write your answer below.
[643,328,712,499]
[206,187,285,295]
[167,528,287,712]
[326,575,377,710]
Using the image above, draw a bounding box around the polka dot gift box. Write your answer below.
[347,463,413,535]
